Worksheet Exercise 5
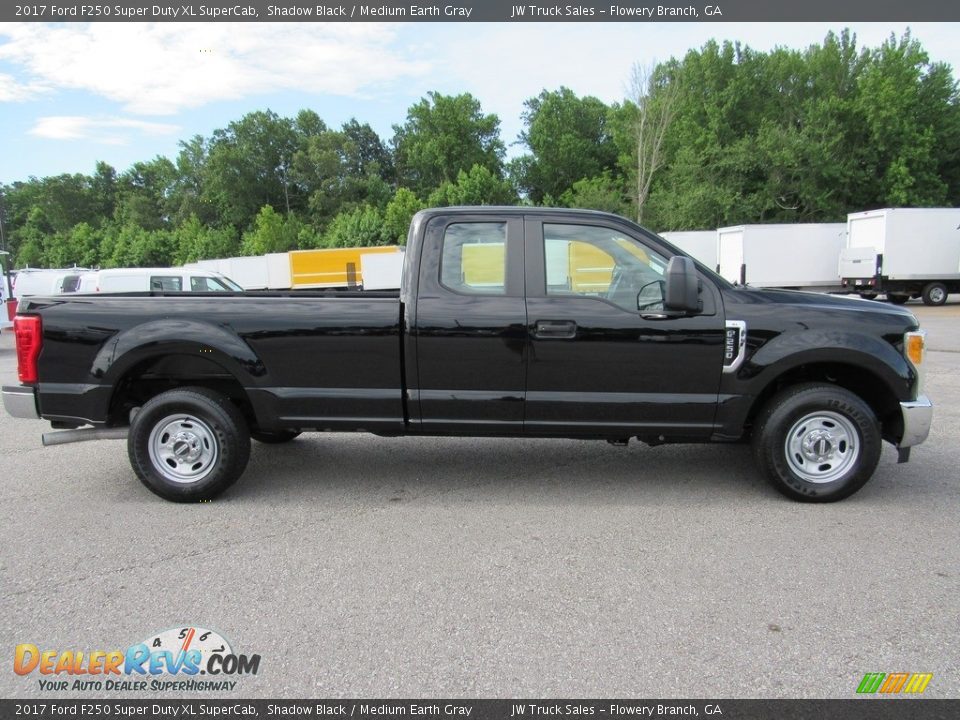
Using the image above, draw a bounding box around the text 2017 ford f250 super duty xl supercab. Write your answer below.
[3,208,933,503]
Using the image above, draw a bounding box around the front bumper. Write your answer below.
[2,385,39,420]
[899,395,933,448]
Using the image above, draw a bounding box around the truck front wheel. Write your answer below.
[752,384,881,502]
[128,387,251,502]
[921,282,948,306]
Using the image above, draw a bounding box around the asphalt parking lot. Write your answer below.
[0,299,957,699]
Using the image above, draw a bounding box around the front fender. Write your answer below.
[712,329,915,441]
[741,330,914,400]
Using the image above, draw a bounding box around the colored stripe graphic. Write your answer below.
[857,673,886,693]
[903,674,933,694]
[856,672,932,694]
[880,673,910,693]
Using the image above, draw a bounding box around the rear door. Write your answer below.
[411,213,527,433]
[523,215,726,439]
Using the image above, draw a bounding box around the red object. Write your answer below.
[14,315,42,384]
[6,298,17,321]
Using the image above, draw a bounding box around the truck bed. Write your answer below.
[23,292,405,432]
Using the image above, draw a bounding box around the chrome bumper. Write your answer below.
[2,385,39,420]
[899,395,933,448]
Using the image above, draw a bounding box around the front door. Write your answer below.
[523,216,726,439]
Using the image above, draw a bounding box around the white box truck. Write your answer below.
[717,223,846,289]
[660,231,718,270]
[839,208,960,305]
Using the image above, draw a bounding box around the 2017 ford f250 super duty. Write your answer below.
[3,208,933,502]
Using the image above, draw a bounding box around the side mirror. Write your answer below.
[664,256,701,312]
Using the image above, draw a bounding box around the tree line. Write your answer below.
[1,30,957,270]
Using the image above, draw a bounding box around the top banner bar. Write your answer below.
[5,1,960,23]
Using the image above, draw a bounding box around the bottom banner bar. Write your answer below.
[1,699,957,720]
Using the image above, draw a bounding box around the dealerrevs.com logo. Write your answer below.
[14,626,261,692]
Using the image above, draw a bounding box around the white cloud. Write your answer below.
[0,22,432,115]
[29,116,180,144]
[0,72,49,101]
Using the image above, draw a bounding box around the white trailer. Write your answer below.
[839,208,960,305]
[185,254,292,290]
[716,223,846,289]
[660,231,718,270]
[359,251,405,290]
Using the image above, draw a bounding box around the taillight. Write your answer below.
[14,315,42,384]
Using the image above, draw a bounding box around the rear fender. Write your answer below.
[92,319,266,385]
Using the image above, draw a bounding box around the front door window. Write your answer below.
[543,223,668,312]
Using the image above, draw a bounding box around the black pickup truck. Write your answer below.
[3,208,933,502]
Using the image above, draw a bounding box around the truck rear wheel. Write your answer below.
[128,387,251,502]
[887,293,910,305]
[921,282,948,306]
[752,383,881,502]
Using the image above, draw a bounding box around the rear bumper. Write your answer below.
[899,395,933,448]
[2,385,39,420]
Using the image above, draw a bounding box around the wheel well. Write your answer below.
[745,362,903,442]
[108,354,256,429]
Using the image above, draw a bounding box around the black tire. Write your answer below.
[887,293,910,305]
[128,387,250,502]
[251,430,302,444]
[921,282,948,306]
[858,292,878,300]
[752,383,882,502]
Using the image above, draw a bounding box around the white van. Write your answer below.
[12,268,98,299]
[58,270,99,294]
[93,268,243,293]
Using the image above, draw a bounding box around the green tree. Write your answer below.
[383,188,424,245]
[320,205,387,248]
[104,223,175,268]
[43,222,102,268]
[426,164,517,207]
[172,215,239,264]
[114,157,177,230]
[293,121,393,227]
[643,30,960,229]
[513,87,618,203]
[393,92,505,196]
[240,205,302,255]
[203,110,306,230]
[13,208,50,267]
[559,173,632,216]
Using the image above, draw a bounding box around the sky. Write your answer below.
[1,20,959,184]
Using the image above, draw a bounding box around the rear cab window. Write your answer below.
[440,222,508,295]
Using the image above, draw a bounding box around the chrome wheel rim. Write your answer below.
[784,411,859,484]
[148,414,219,484]
[929,287,946,304]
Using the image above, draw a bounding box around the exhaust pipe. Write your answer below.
[42,428,128,447]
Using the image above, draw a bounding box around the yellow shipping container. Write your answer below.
[289,246,401,289]
[461,243,506,289]
[567,238,651,294]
